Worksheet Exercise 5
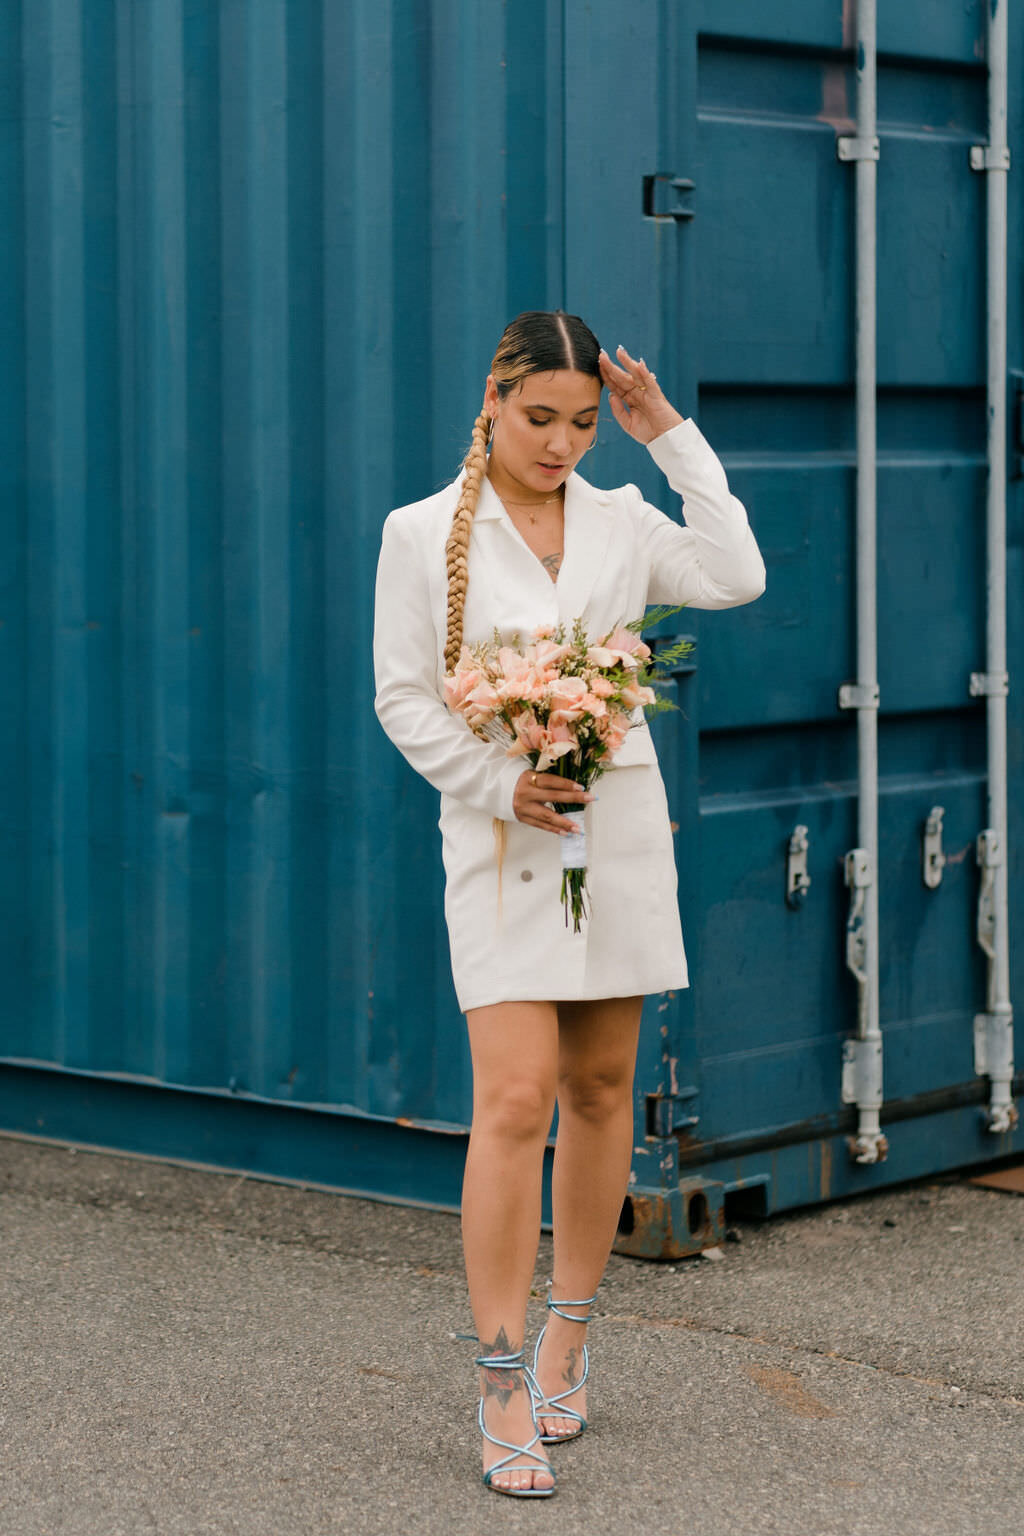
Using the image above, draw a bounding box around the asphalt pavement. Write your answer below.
[1,1132,1022,1536]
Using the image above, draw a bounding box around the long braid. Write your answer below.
[443,409,491,673]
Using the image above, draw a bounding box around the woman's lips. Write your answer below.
[538,462,567,475]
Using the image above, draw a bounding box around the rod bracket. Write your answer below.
[969,671,1009,698]
[969,144,1011,173]
[838,682,880,710]
[837,135,879,163]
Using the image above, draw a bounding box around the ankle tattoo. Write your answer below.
[480,1325,522,1409]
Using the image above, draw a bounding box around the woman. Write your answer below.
[373,311,765,1497]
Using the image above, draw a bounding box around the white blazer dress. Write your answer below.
[373,420,766,1012]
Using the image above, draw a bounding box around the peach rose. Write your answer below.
[546,675,588,713]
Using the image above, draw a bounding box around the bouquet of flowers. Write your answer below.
[443,609,692,932]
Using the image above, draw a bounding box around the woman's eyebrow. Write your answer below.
[527,403,599,415]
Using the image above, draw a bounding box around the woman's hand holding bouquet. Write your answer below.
[443,613,691,931]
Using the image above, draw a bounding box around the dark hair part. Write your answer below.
[444,311,602,672]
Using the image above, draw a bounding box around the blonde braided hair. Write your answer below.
[443,409,491,673]
[442,310,602,675]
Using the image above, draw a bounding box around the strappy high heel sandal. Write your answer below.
[530,1281,596,1443]
[475,1347,557,1498]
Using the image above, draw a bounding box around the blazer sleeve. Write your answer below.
[634,419,766,608]
[373,507,526,821]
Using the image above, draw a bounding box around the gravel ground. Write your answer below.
[1,1133,1022,1536]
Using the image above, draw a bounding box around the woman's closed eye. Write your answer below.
[528,416,597,430]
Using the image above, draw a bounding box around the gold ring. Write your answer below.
[531,772,538,786]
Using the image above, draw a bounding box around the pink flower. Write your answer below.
[508,709,575,772]
[603,710,633,753]
[497,665,549,705]
[462,679,501,729]
[535,738,575,772]
[509,709,548,754]
[443,665,484,710]
[533,638,574,670]
[620,682,656,710]
[588,675,615,698]
[603,625,652,661]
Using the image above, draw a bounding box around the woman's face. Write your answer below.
[485,369,601,498]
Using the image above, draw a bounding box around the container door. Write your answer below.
[567,1,1021,1242]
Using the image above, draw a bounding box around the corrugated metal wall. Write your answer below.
[1,1,1020,1225]
[1,0,572,1129]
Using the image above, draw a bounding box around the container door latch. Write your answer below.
[642,174,695,221]
[786,825,811,909]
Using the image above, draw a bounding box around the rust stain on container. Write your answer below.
[820,1137,832,1199]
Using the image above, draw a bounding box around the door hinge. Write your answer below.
[642,173,695,222]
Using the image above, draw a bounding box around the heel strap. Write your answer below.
[545,1280,597,1324]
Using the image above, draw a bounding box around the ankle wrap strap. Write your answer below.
[474,1348,526,1370]
[545,1280,597,1324]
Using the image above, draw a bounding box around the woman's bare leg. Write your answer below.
[533,995,643,1438]
[462,1000,559,1492]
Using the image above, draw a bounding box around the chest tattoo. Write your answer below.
[540,551,563,581]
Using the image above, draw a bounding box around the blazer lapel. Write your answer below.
[555,471,616,625]
[462,465,617,628]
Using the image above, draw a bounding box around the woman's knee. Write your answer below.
[558,1060,633,1124]
[474,1076,555,1142]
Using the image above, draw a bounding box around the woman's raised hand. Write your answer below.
[513,771,594,835]
[599,344,683,445]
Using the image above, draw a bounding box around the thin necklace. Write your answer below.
[495,491,562,526]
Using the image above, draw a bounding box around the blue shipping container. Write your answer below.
[0,0,1020,1251]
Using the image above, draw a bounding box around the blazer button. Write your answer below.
[520,869,533,882]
